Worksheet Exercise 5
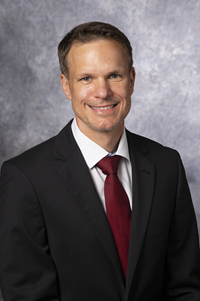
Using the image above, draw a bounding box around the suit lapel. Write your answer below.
[54,121,124,282]
[126,130,155,299]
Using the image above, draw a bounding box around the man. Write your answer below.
[0,22,200,300]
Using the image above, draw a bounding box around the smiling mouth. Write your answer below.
[89,104,117,110]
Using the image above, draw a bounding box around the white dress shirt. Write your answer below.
[71,119,132,211]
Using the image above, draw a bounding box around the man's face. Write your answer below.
[61,39,135,137]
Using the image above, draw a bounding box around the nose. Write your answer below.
[94,78,112,99]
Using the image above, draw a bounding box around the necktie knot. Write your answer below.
[97,155,121,176]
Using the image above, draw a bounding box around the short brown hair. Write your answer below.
[58,21,133,78]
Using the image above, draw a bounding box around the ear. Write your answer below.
[60,74,72,100]
[130,67,136,94]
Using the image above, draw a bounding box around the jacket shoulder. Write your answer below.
[126,129,179,163]
[8,135,56,165]
[126,130,177,153]
[3,120,75,168]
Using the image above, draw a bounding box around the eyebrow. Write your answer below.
[76,73,92,78]
[108,69,125,75]
[75,68,125,79]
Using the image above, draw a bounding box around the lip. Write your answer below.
[90,104,116,110]
[88,103,118,114]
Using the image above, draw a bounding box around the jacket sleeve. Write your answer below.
[164,152,200,300]
[0,161,60,301]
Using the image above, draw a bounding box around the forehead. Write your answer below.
[67,39,128,72]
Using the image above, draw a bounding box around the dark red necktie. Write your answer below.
[97,155,131,279]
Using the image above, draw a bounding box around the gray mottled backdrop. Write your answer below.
[0,0,200,299]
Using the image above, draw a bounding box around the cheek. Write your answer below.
[113,86,130,102]
[73,86,92,104]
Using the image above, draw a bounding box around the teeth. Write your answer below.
[91,105,114,110]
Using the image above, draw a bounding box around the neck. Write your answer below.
[76,119,124,153]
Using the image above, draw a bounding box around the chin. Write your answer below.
[88,120,123,132]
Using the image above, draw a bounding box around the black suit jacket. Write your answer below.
[0,120,200,300]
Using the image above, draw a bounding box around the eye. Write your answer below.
[110,74,119,79]
[82,77,90,82]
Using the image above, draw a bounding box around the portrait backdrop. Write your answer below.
[0,0,200,299]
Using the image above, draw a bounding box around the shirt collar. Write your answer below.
[71,118,130,169]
